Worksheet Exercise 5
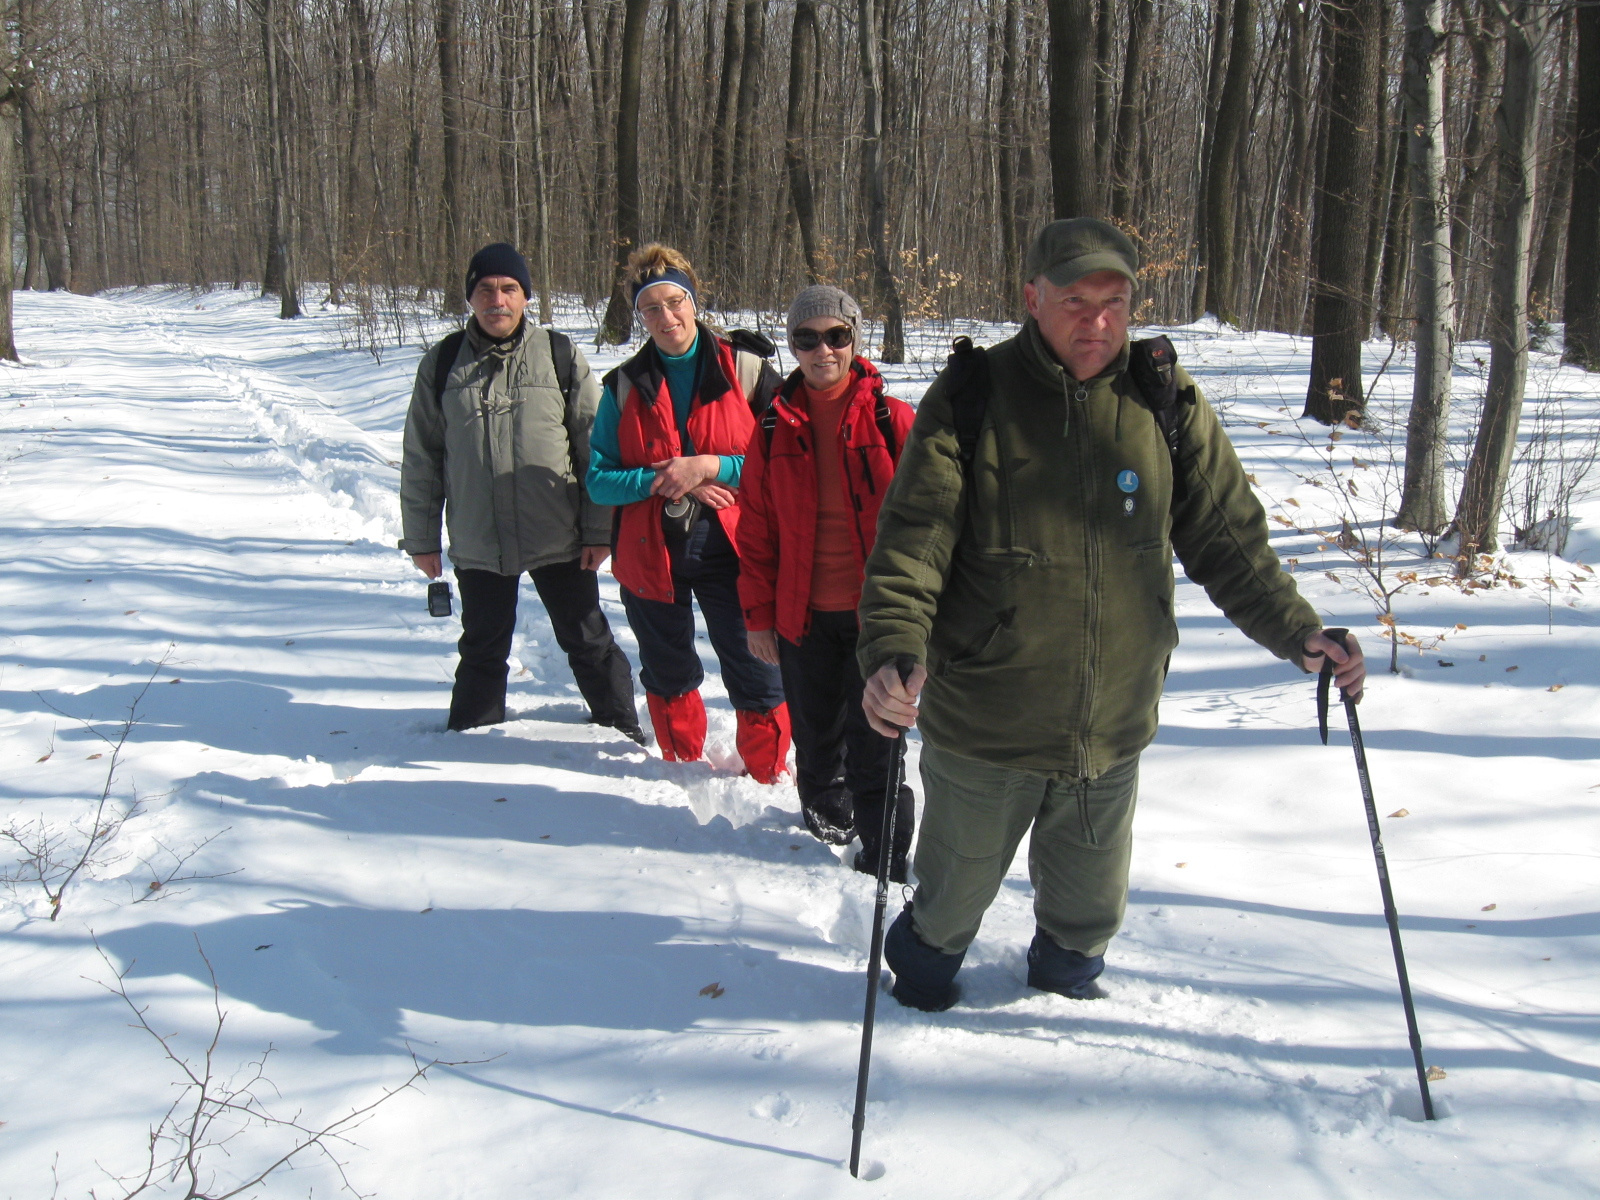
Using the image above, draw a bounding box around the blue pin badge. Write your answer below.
[1117,469,1139,515]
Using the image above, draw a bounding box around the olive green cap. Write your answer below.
[1023,218,1138,287]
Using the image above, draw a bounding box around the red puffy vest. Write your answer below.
[609,330,765,602]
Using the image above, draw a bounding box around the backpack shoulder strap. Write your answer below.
[759,402,781,453]
[945,336,991,474]
[726,327,776,358]
[874,394,898,461]
[432,329,468,406]
[547,327,576,404]
[1127,334,1198,503]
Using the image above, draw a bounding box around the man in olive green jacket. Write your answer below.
[858,219,1365,1011]
[400,243,639,738]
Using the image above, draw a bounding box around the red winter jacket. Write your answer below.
[737,358,914,644]
[607,328,778,603]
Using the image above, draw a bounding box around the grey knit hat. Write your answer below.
[787,285,862,339]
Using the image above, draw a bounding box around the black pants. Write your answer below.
[618,515,784,711]
[779,609,912,859]
[449,560,637,732]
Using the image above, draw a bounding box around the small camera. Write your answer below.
[427,581,453,618]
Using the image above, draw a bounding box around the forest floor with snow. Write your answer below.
[1,287,1598,1199]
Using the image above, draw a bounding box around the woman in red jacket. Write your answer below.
[587,244,791,781]
[739,286,915,879]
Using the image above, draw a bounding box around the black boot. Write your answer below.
[801,782,855,846]
[1025,928,1108,999]
[884,906,963,1012]
[854,782,912,883]
[852,845,908,885]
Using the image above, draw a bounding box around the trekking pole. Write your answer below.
[849,703,908,1177]
[1316,628,1435,1121]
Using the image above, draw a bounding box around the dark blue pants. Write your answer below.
[619,515,784,712]
[450,560,637,732]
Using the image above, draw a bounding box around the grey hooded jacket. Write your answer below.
[398,320,611,574]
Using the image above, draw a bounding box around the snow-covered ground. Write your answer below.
[2,287,1597,1199]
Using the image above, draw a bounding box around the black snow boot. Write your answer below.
[852,844,908,885]
[1025,928,1108,999]
[801,783,856,846]
[885,906,963,1012]
[852,783,913,884]
[591,715,649,746]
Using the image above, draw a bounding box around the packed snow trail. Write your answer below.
[1,288,1598,1199]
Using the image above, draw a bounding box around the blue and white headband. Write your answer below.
[631,268,698,311]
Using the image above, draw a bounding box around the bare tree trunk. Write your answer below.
[436,0,464,310]
[859,0,904,361]
[662,0,688,242]
[600,0,648,344]
[259,0,301,318]
[16,0,66,291]
[1093,0,1115,182]
[727,0,768,305]
[1397,0,1455,534]
[1109,0,1153,224]
[1191,0,1234,319]
[0,87,18,360]
[1564,0,1599,368]
[530,0,554,323]
[1304,0,1381,424]
[785,0,822,283]
[705,0,742,298]
[1047,0,1097,218]
[997,0,1026,288]
[1204,0,1255,323]
[1455,5,1548,567]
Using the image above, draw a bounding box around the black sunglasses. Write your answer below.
[791,325,855,352]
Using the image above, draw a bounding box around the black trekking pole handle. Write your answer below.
[850,663,911,1177]
[1316,629,1436,1121]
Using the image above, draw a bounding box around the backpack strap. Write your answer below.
[1126,335,1198,503]
[431,329,469,406]
[728,328,779,418]
[945,336,991,475]
[548,327,577,405]
[758,403,781,453]
[874,394,898,461]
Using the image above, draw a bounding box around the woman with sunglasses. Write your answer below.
[586,243,791,781]
[737,286,916,878]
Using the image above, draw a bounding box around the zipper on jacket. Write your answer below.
[857,446,877,493]
[1075,376,1100,770]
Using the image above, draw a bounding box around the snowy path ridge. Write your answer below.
[1,289,1597,1199]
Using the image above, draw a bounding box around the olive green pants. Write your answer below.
[910,741,1141,957]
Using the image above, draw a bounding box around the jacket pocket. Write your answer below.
[934,605,1016,676]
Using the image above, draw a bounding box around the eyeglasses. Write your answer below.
[638,293,691,321]
[791,325,855,352]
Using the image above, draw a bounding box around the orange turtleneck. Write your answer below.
[805,373,860,612]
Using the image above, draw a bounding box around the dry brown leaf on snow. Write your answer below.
[1548,684,1565,692]
[1426,1066,1447,1082]
[699,982,726,999]
[36,753,51,763]
[1482,903,1497,912]
[1389,809,1409,818]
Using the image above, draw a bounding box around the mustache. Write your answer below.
[482,306,515,317]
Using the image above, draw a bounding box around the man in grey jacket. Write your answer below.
[400,243,641,739]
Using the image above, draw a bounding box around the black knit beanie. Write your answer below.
[465,242,533,300]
